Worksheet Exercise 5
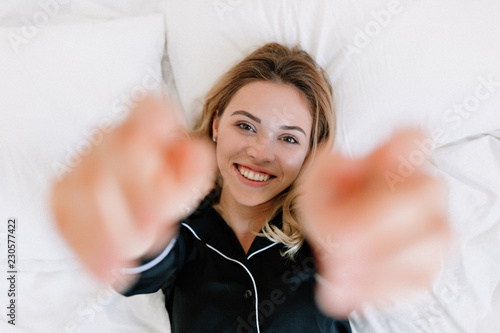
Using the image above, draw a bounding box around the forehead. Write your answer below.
[224,81,312,128]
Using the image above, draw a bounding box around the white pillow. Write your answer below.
[0,0,163,25]
[161,3,500,331]
[161,0,343,127]
[162,0,500,156]
[0,14,165,261]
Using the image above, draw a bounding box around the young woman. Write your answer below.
[52,43,450,332]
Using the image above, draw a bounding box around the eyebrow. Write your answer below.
[231,110,306,136]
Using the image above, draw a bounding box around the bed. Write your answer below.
[1,0,499,332]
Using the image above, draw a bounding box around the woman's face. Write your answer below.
[212,81,312,208]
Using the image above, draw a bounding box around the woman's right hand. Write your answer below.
[51,96,216,283]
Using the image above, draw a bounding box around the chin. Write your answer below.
[235,194,270,207]
[231,189,275,208]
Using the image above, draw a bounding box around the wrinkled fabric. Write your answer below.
[123,194,352,333]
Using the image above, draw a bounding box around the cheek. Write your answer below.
[215,144,228,171]
[282,151,308,180]
[215,135,239,168]
[217,129,251,163]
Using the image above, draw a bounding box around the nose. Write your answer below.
[246,136,275,163]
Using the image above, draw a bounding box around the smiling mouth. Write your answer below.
[234,164,275,182]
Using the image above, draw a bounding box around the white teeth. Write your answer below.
[237,165,271,182]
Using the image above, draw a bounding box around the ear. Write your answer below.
[212,111,219,139]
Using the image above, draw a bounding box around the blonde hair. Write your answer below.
[192,42,335,259]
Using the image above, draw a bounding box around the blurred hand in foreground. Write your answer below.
[297,130,451,318]
[51,96,216,284]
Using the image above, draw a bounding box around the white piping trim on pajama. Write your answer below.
[121,237,177,275]
[247,242,278,260]
[181,223,262,333]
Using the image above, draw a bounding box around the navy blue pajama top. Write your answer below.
[122,194,351,333]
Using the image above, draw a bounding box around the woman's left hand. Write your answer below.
[297,129,451,318]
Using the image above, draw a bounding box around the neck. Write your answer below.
[215,187,273,252]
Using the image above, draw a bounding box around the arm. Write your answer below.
[51,96,216,285]
[120,237,179,296]
[297,130,451,318]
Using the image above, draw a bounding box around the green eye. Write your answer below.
[237,123,254,131]
[282,136,298,144]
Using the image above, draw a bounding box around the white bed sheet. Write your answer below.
[350,130,500,332]
[1,1,499,332]
[0,2,171,332]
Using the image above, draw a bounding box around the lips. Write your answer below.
[234,163,276,182]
